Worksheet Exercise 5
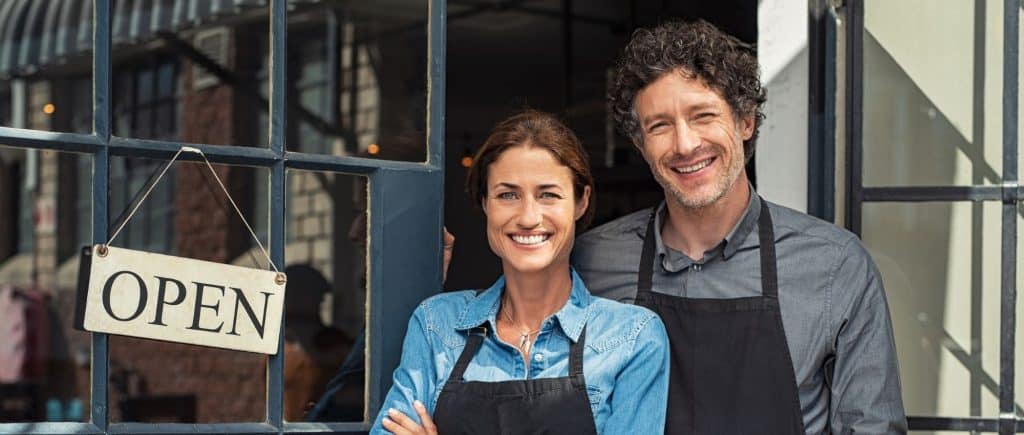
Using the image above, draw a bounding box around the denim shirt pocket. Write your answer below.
[586,334,628,354]
[421,300,467,350]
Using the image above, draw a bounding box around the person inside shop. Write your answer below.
[571,20,908,434]
[371,110,670,435]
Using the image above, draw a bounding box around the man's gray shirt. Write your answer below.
[571,192,907,434]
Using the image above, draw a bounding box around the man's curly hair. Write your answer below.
[609,20,766,162]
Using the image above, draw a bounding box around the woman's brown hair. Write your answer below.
[465,110,596,230]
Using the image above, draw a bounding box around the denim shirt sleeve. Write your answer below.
[603,313,671,434]
[370,304,435,434]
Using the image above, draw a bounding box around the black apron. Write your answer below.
[433,324,598,435]
[636,197,805,435]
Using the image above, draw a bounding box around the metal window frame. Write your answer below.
[843,0,1021,432]
[0,0,446,433]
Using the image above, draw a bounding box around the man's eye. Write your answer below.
[647,122,667,132]
[497,192,518,200]
[695,112,717,120]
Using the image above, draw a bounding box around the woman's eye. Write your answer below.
[497,192,518,200]
[540,192,562,200]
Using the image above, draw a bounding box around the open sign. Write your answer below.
[74,245,286,354]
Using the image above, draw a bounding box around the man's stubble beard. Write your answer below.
[652,140,746,211]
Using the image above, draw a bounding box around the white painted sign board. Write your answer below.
[74,245,286,354]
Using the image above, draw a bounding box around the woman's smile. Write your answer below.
[509,232,552,246]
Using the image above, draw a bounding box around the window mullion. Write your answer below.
[91,0,112,431]
[267,0,287,429]
[999,0,1019,432]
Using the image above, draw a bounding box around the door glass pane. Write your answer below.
[0,147,92,423]
[111,0,269,147]
[863,0,1003,187]
[108,158,269,423]
[863,201,1001,418]
[282,2,427,161]
[283,170,368,422]
[0,1,95,134]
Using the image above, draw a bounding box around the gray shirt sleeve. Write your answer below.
[829,237,908,434]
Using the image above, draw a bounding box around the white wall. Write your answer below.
[757,0,809,212]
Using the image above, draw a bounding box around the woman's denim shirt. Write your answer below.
[371,269,670,434]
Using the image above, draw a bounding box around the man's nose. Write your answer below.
[674,121,701,155]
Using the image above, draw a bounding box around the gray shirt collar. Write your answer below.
[640,185,761,272]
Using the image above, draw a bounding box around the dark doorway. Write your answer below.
[443,0,758,291]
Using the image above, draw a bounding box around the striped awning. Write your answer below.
[0,0,277,78]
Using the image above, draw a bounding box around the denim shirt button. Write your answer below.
[534,353,544,362]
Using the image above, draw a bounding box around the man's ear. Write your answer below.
[740,114,755,141]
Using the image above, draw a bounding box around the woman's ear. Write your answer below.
[575,185,591,221]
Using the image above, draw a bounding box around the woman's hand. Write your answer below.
[382,400,438,435]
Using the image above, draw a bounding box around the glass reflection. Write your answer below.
[111,0,269,146]
[0,147,92,422]
[283,2,427,161]
[108,158,269,423]
[284,170,367,422]
[0,1,96,133]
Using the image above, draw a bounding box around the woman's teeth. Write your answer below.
[511,234,549,245]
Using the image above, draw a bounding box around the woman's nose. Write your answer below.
[516,199,542,227]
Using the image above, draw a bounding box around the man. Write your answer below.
[572,20,907,434]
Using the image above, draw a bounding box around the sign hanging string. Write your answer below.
[105,146,279,273]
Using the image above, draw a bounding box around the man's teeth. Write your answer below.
[673,158,713,174]
[512,234,549,245]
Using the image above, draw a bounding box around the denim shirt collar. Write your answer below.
[640,183,761,266]
[454,268,592,343]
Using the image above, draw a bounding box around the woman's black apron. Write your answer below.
[433,324,598,435]
[636,198,805,434]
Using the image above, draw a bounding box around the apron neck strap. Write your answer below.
[637,196,778,298]
[756,198,779,299]
[638,211,658,294]
[450,326,487,382]
[569,326,586,378]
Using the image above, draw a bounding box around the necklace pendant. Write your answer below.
[518,334,530,354]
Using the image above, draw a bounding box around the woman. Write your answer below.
[372,110,670,434]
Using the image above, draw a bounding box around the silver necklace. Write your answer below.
[501,298,541,356]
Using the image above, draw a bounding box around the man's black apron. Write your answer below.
[636,197,805,434]
[433,324,598,435]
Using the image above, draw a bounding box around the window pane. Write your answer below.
[0,1,95,133]
[862,0,1003,187]
[0,146,92,423]
[108,158,269,423]
[863,201,1002,418]
[284,3,427,161]
[284,170,368,423]
[111,0,269,146]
